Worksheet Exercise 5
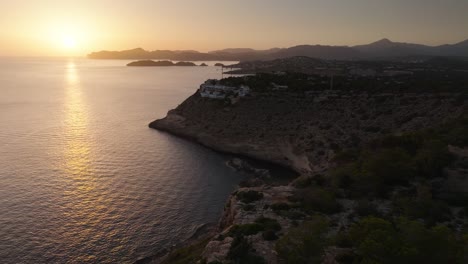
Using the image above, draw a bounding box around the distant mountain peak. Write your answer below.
[373,38,394,45]
[89,38,468,60]
[456,39,468,46]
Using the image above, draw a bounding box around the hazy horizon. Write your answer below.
[1,0,468,57]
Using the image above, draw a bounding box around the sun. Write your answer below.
[62,35,77,49]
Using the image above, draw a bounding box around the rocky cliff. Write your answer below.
[150,90,466,174]
[147,89,467,263]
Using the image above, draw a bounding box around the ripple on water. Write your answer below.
[0,58,242,263]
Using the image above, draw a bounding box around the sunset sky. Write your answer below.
[1,0,467,56]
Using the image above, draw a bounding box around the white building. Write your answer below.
[199,80,250,99]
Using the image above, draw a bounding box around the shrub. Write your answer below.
[292,176,314,188]
[414,140,453,178]
[229,217,281,238]
[441,119,468,147]
[371,133,423,154]
[355,199,380,217]
[393,186,452,226]
[228,224,264,237]
[160,237,211,264]
[362,148,415,186]
[262,230,279,241]
[227,235,266,264]
[242,204,256,211]
[297,187,341,214]
[237,190,263,203]
[270,202,291,211]
[348,217,466,264]
[276,216,329,264]
[333,149,360,164]
[255,216,282,232]
[275,210,306,220]
[330,164,358,189]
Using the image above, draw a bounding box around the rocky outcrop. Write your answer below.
[127,60,175,66]
[202,185,296,264]
[175,61,197,66]
[127,60,197,67]
[150,91,466,174]
[148,88,467,263]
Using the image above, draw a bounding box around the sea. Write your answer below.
[0,58,243,263]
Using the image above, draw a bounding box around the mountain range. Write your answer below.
[88,38,468,61]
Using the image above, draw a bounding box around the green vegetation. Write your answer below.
[227,236,266,264]
[242,204,256,211]
[220,67,468,94]
[262,230,278,241]
[228,217,281,239]
[392,185,452,226]
[276,216,330,264]
[226,217,280,263]
[275,119,467,263]
[236,190,264,203]
[292,186,341,214]
[270,202,291,211]
[160,237,211,264]
[355,199,380,217]
[345,217,466,264]
[175,119,467,264]
[329,121,467,199]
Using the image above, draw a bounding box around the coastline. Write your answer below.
[149,90,466,175]
[149,119,301,174]
[146,87,467,263]
[135,223,218,264]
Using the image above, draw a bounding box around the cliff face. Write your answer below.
[150,91,466,174]
[149,89,467,263]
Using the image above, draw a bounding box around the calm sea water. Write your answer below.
[0,58,242,263]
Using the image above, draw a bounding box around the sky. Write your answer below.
[1,0,467,56]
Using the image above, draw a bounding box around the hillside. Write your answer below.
[88,38,468,61]
[147,73,468,263]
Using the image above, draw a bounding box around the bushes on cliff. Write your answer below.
[413,139,453,178]
[331,149,414,198]
[228,217,281,239]
[270,202,291,211]
[355,199,381,217]
[236,190,263,203]
[362,148,415,187]
[392,185,452,226]
[437,118,468,147]
[345,217,466,264]
[229,223,264,237]
[255,216,282,232]
[276,216,329,264]
[330,140,453,198]
[293,187,341,214]
[227,235,266,264]
[160,237,211,264]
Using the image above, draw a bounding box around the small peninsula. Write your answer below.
[127,60,198,67]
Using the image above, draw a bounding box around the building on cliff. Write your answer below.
[199,79,250,99]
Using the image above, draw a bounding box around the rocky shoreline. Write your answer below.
[150,90,465,174]
[146,88,467,263]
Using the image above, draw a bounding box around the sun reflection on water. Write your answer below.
[60,61,105,259]
[63,61,93,184]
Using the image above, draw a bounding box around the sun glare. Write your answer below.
[62,35,77,49]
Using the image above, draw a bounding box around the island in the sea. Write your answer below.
[127,60,204,67]
[143,56,468,264]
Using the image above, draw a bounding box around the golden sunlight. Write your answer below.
[62,35,78,49]
[45,20,90,55]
